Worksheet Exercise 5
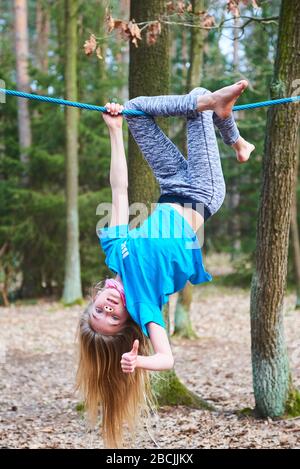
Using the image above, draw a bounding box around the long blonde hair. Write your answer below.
[76,294,154,448]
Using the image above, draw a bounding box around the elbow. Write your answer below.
[170,356,175,369]
[165,355,175,370]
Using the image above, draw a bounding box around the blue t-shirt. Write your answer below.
[97,203,212,337]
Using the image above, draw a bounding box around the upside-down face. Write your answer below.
[89,287,129,335]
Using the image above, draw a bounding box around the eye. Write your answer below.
[112,316,119,321]
[95,307,103,314]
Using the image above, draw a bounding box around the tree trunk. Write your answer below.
[62,0,83,305]
[14,0,38,297]
[228,13,241,260]
[36,0,50,74]
[173,284,198,339]
[128,0,169,210]
[233,14,240,71]
[290,137,300,309]
[96,0,107,83]
[14,0,31,177]
[250,0,300,418]
[0,243,10,307]
[154,304,213,410]
[128,0,211,409]
[186,0,205,92]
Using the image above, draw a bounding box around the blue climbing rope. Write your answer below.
[0,88,300,114]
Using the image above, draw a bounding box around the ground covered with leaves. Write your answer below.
[1,282,300,449]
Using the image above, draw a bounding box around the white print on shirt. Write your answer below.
[121,241,129,259]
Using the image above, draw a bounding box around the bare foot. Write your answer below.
[232,136,255,163]
[197,80,248,119]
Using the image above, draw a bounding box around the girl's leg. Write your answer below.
[213,112,240,145]
[185,87,230,219]
[123,96,196,196]
[125,93,200,118]
[123,90,241,220]
[189,86,240,145]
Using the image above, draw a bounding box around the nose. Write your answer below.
[104,305,114,313]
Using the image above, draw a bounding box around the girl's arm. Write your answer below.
[121,323,174,373]
[137,322,174,371]
[102,102,129,227]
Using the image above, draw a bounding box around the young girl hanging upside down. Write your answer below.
[76,80,255,447]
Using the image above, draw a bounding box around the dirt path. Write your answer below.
[1,286,300,448]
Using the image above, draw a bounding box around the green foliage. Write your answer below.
[285,387,300,418]
[75,401,86,420]
[28,149,65,188]
[153,370,215,410]
[236,407,255,417]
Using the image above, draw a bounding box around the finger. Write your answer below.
[122,366,134,373]
[122,363,134,370]
[121,355,133,362]
[121,360,133,367]
[121,357,132,364]
[121,362,134,370]
[131,339,139,356]
[106,103,116,114]
[114,105,121,115]
[110,102,117,113]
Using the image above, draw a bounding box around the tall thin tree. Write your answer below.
[36,0,50,74]
[14,0,31,178]
[250,0,300,417]
[186,0,205,92]
[62,0,83,304]
[14,0,37,297]
[227,11,241,259]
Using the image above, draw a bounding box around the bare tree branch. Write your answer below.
[135,15,278,32]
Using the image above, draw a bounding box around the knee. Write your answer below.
[123,97,137,110]
[123,97,143,121]
[124,97,145,111]
[208,178,226,218]
[216,179,226,210]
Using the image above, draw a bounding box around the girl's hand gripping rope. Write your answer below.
[121,339,139,373]
[102,102,124,130]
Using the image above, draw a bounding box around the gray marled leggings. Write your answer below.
[124,87,240,222]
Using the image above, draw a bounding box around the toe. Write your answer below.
[237,80,249,90]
